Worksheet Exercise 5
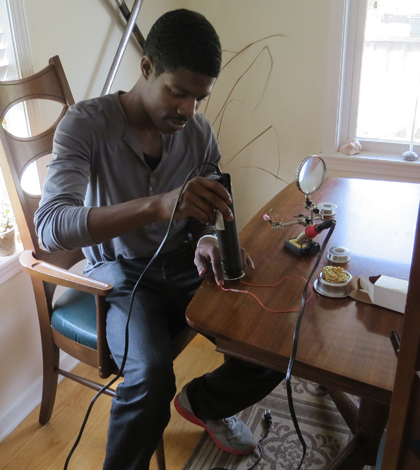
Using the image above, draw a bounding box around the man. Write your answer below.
[35,9,284,470]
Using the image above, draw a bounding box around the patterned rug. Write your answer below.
[182,377,375,470]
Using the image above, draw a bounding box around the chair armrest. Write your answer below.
[19,250,113,296]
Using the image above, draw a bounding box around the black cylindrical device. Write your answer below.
[215,173,244,280]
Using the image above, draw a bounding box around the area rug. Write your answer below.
[182,377,375,470]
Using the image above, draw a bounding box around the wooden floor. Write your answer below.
[0,335,224,470]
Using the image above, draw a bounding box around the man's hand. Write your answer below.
[87,176,235,246]
[194,236,255,286]
[161,177,233,225]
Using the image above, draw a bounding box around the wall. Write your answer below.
[0,271,39,439]
[186,0,331,229]
[25,0,159,102]
[0,0,336,440]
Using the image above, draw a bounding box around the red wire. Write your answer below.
[220,275,313,313]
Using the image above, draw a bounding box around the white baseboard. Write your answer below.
[0,353,79,442]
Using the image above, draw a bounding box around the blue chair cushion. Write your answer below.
[51,288,98,350]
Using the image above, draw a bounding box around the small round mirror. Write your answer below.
[295,155,327,195]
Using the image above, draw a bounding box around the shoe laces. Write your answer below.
[221,416,238,429]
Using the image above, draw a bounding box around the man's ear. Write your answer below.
[141,56,154,79]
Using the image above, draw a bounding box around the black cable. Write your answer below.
[285,220,336,470]
[63,161,221,470]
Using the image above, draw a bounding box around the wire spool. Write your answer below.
[318,202,337,216]
[327,246,351,263]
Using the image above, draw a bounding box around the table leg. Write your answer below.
[327,398,389,470]
[327,389,359,434]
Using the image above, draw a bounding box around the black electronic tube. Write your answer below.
[215,173,244,281]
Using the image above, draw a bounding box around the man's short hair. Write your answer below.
[143,9,222,78]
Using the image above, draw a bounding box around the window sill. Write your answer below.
[320,152,420,183]
[0,242,23,285]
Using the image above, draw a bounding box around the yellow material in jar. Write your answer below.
[322,266,350,283]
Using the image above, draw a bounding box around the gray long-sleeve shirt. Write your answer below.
[35,92,220,273]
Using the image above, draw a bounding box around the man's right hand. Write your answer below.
[87,176,232,244]
[160,176,234,225]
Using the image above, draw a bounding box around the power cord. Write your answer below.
[285,219,336,470]
[211,409,273,470]
[63,161,221,470]
[215,221,336,470]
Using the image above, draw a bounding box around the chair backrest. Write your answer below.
[0,56,85,300]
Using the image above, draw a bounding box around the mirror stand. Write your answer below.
[264,155,330,256]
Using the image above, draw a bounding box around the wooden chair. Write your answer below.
[0,55,196,470]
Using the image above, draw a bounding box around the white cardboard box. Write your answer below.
[359,275,408,314]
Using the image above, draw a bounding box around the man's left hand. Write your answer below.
[194,236,255,286]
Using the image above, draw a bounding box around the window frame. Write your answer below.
[322,0,420,181]
[0,0,31,281]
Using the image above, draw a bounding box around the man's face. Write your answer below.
[142,62,217,134]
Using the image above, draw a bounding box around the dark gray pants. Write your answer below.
[89,248,284,470]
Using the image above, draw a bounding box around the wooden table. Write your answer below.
[186,177,420,469]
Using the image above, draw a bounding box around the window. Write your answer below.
[0,0,44,199]
[322,0,420,181]
[0,0,22,203]
[356,0,420,149]
[0,0,31,279]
